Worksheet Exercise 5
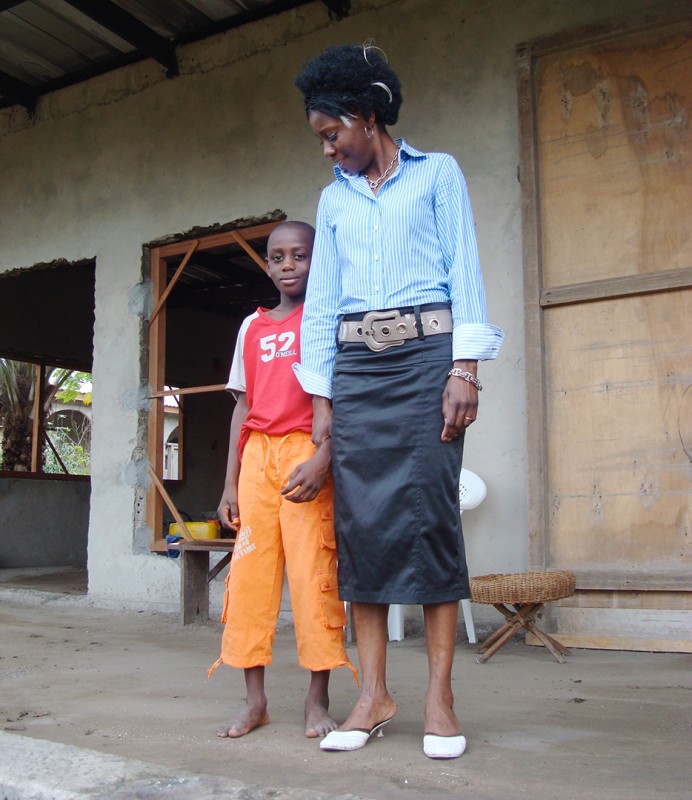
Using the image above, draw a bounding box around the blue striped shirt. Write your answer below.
[294,139,505,398]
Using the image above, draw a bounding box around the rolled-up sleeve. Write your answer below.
[435,156,505,361]
[293,194,342,399]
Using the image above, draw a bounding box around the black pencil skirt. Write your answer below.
[331,330,470,605]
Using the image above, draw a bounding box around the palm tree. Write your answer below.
[0,360,78,472]
[0,359,35,471]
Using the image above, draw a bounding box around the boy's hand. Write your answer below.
[281,440,331,503]
[217,487,240,530]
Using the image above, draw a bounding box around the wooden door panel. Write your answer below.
[520,8,692,650]
[545,290,692,573]
[536,22,692,288]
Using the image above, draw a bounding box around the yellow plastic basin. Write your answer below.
[168,521,220,540]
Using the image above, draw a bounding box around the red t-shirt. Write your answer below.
[226,305,313,456]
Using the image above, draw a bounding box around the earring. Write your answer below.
[364,126,374,139]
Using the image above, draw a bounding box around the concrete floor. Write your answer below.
[1,574,691,800]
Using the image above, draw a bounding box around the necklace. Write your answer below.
[364,147,400,190]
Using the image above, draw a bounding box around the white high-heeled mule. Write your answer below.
[320,718,393,751]
[423,733,467,759]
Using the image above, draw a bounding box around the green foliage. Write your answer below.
[43,426,91,475]
[53,371,92,406]
[0,359,92,474]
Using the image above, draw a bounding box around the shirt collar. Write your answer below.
[332,138,427,181]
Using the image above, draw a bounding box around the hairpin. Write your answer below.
[363,38,388,66]
[370,81,393,102]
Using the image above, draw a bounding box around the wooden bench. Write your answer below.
[165,538,235,624]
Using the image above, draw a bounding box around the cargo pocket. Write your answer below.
[318,566,346,629]
[317,497,337,550]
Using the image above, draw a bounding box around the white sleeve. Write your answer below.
[226,312,258,397]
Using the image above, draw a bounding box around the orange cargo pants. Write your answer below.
[210,431,355,679]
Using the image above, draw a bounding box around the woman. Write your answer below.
[293,42,504,759]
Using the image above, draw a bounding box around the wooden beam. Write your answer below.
[62,0,179,76]
[230,231,268,272]
[30,365,43,473]
[149,240,199,325]
[146,248,166,541]
[527,633,692,654]
[516,43,549,571]
[148,467,193,541]
[156,221,279,257]
[541,267,692,308]
[149,384,226,398]
[571,571,691,591]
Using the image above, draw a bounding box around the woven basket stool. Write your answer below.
[470,571,576,663]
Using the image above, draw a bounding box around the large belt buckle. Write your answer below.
[361,310,407,352]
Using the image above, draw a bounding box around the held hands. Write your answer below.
[441,366,479,442]
[281,439,331,503]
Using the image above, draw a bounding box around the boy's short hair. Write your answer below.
[268,221,315,245]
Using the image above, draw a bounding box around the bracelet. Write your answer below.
[447,368,482,391]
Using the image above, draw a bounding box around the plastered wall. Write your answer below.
[0,479,90,568]
[0,0,666,613]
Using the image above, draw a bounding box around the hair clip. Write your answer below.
[370,81,393,102]
[363,38,388,66]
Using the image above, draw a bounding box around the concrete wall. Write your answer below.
[0,0,667,613]
[0,479,89,568]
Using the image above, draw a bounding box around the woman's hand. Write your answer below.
[311,396,333,447]
[441,361,479,441]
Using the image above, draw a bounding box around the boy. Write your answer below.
[209,221,355,739]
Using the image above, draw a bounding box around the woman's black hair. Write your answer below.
[294,42,402,127]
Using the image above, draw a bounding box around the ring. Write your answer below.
[464,416,473,420]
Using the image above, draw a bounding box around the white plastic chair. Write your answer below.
[458,468,487,644]
[387,468,488,643]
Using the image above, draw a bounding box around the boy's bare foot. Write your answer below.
[216,704,270,738]
[305,699,338,738]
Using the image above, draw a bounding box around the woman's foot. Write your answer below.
[423,694,466,757]
[423,692,462,738]
[305,698,338,738]
[320,717,393,751]
[337,693,397,733]
[216,702,270,738]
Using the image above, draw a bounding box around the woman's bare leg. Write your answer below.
[422,601,462,736]
[338,602,397,731]
[216,665,270,738]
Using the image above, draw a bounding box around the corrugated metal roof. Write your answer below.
[0,0,350,111]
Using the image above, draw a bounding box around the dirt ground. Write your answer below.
[1,578,691,800]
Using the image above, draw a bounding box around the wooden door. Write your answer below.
[519,8,692,651]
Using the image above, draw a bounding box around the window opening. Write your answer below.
[147,220,282,547]
[0,359,92,477]
[0,258,95,480]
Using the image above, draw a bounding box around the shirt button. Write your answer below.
[374,254,379,260]
[374,286,380,292]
